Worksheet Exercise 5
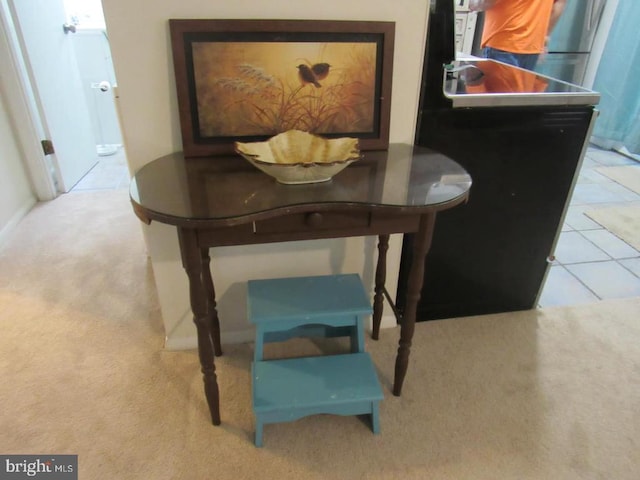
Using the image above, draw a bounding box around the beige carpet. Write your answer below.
[1,190,640,479]
[585,205,640,252]
[596,165,640,195]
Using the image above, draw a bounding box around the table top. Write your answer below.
[130,143,472,227]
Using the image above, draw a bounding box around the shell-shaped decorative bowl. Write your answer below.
[234,130,361,184]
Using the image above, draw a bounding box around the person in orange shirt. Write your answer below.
[470,0,567,70]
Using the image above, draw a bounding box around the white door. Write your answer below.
[9,0,98,192]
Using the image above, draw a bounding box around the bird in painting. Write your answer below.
[297,64,322,88]
[311,63,331,81]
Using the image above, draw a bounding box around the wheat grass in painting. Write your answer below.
[192,41,377,138]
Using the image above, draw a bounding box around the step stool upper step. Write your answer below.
[248,274,372,323]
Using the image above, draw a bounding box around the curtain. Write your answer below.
[591,0,640,154]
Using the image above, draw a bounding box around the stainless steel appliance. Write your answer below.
[396,0,600,321]
[535,0,607,85]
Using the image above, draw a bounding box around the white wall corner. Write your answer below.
[102,0,430,351]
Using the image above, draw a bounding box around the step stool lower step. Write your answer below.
[252,352,383,447]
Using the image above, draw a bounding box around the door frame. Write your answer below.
[0,0,66,201]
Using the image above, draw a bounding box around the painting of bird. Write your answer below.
[311,63,331,81]
[297,64,322,88]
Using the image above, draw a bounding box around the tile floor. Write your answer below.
[538,145,640,307]
[72,144,640,309]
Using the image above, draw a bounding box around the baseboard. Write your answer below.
[0,197,36,250]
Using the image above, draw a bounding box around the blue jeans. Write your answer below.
[482,47,539,71]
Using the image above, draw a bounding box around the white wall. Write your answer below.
[0,90,36,247]
[101,0,430,348]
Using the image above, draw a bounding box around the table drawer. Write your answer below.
[198,210,423,247]
[254,211,370,234]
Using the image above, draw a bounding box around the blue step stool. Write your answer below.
[252,352,383,447]
[247,274,373,361]
[247,274,383,446]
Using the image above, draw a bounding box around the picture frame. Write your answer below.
[169,19,395,157]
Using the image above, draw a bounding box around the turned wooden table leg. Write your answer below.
[201,248,222,357]
[393,213,436,396]
[372,234,390,340]
[178,228,221,425]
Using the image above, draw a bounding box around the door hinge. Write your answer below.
[41,139,55,156]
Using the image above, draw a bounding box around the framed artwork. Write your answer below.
[169,19,395,157]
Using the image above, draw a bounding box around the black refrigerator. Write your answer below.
[396,0,600,321]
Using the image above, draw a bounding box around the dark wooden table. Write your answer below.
[130,143,471,425]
